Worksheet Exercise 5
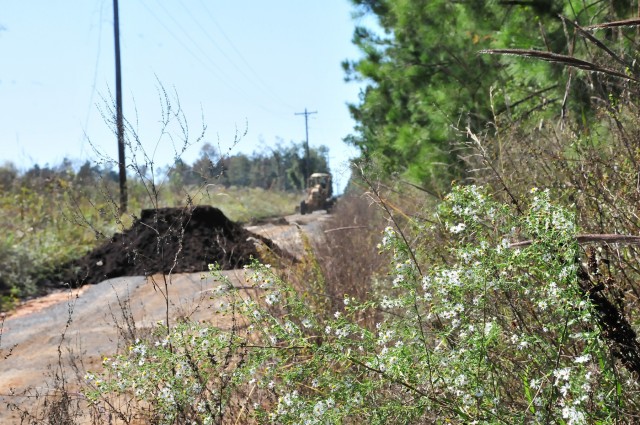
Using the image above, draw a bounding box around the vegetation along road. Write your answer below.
[0,210,330,422]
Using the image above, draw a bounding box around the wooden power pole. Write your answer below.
[294,108,317,188]
[113,0,127,214]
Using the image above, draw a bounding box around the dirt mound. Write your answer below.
[45,206,277,288]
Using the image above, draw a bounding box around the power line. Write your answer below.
[179,2,287,109]
[295,108,317,187]
[141,0,234,86]
[139,0,285,118]
[196,0,296,110]
[81,0,106,158]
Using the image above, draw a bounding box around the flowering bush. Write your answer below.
[83,321,249,424]
[83,185,639,423]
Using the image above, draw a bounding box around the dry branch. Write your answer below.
[323,226,368,234]
[586,18,640,30]
[509,234,640,248]
[480,49,639,82]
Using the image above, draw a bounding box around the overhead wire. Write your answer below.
[175,4,258,89]
[139,0,286,117]
[81,0,107,158]
[178,1,291,111]
[137,0,235,86]
[195,0,297,110]
[150,1,240,87]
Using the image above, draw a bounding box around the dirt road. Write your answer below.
[0,211,330,423]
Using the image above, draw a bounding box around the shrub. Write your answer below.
[82,185,639,423]
[83,319,249,424]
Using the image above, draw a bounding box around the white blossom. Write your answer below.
[574,354,591,364]
[449,222,467,234]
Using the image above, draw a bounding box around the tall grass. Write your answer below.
[0,175,300,312]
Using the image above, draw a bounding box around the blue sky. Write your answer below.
[1,1,370,190]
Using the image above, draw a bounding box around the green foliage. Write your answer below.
[0,178,115,306]
[344,0,639,187]
[170,141,330,191]
[190,185,301,223]
[0,160,300,312]
[84,320,247,424]
[84,186,638,423]
[346,0,535,184]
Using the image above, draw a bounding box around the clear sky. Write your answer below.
[1,1,368,191]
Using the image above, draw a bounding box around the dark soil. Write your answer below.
[42,205,280,289]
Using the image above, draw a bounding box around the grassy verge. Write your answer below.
[187,185,301,223]
[0,177,300,311]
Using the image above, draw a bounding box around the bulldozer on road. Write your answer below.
[300,172,336,215]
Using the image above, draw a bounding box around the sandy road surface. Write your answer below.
[0,211,330,423]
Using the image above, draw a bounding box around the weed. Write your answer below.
[80,185,640,423]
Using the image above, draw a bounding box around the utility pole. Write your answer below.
[113,0,127,214]
[294,108,317,188]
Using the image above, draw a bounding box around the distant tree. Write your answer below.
[267,143,286,191]
[281,144,305,191]
[22,164,55,187]
[167,158,198,188]
[0,162,18,190]
[198,141,330,191]
[55,157,74,176]
[192,143,224,184]
[280,142,329,191]
[223,154,252,187]
[76,161,101,185]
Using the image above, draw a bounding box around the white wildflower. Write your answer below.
[574,354,591,364]
[449,222,467,234]
[562,405,586,425]
[313,401,326,417]
[265,291,281,305]
[554,367,572,383]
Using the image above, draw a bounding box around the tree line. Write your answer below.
[0,141,330,193]
[172,141,329,191]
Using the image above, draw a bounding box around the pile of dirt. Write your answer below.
[44,205,279,288]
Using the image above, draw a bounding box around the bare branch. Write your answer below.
[480,49,639,82]
[509,234,640,248]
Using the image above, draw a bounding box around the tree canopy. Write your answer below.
[168,141,330,191]
[344,0,637,186]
